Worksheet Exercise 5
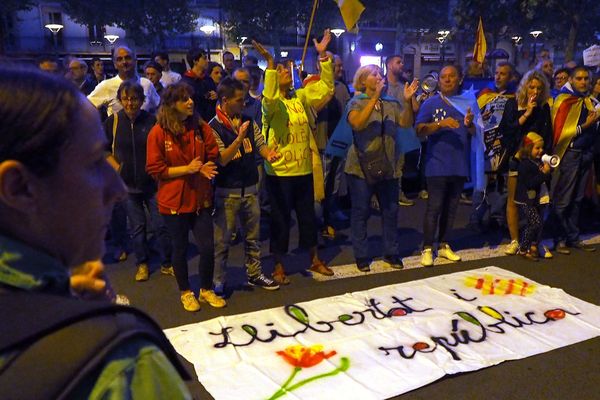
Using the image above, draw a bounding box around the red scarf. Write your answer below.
[215,104,241,134]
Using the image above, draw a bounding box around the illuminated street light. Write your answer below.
[375,42,383,52]
[104,34,119,44]
[45,23,63,34]
[200,24,216,35]
[280,51,288,58]
[330,28,345,38]
[511,36,523,45]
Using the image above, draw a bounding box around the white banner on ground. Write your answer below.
[164,267,600,400]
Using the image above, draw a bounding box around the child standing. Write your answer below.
[514,132,552,261]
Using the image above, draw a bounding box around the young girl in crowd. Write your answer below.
[146,82,226,312]
[513,132,552,261]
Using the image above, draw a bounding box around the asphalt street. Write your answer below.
[105,193,600,400]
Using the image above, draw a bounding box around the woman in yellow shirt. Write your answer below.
[253,31,334,284]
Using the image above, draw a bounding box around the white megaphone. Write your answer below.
[541,154,560,168]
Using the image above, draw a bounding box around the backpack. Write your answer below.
[0,291,190,400]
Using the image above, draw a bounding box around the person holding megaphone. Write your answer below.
[513,132,553,261]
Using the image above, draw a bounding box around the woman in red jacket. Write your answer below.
[146,82,225,312]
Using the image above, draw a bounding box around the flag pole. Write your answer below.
[300,0,319,72]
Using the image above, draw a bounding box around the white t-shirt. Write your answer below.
[87,75,160,116]
[160,70,182,87]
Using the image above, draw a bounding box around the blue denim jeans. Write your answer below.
[423,176,466,247]
[551,148,593,244]
[213,191,262,286]
[125,191,171,266]
[347,174,399,262]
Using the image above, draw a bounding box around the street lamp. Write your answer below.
[511,36,523,65]
[200,24,216,59]
[437,30,450,65]
[530,30,542,63]
[330,28,345,54]
[330,28,345,38]
[45,23,63,54]
[104,34,119,44]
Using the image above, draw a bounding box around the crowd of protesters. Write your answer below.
[30,35,600,312]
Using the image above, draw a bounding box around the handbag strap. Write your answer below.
[352,98,388,155]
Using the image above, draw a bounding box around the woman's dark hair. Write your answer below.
[0,65,82,176]
[116,80,145,103]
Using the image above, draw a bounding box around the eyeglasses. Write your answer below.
[115,55,132,62]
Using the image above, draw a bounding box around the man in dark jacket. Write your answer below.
[105,80,173,281]
[181,47,216,121]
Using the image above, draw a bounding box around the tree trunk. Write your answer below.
[565,14,579,62]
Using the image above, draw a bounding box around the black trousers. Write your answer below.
[266,174,317,255]
[163,210,214,291]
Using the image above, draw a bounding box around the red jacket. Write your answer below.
[146,120,218,215]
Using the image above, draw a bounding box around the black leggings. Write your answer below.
[518,203,542,251]
[163,210,214,291]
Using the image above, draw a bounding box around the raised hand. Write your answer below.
[464,106,474,127]
[252,40,274,69]
[525,94,536,115]
[313,29,331,57]
[404,79,419,101]
[200,160,218,179]
[238,120,250,140]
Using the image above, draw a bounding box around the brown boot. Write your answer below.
[272,263,290,285]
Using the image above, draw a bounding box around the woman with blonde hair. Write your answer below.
[146,82,226,312]
[345,64,417,271]
[499,69,552,257]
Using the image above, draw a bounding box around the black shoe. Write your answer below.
[554,242,571,255]
[248,273,280,290]
[383,256,404,270]
[356,259,371,272]
[570,241,596,252]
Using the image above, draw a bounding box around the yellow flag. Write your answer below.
[473,17,487,64]
[334,0,365,33]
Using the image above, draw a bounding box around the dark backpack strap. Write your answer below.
[0,292,190,400]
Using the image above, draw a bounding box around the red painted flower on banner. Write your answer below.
[277,345,337,368]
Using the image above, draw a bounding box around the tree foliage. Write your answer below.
[453,0,600,61]
[61,0,198,49]
[220,0,311,53]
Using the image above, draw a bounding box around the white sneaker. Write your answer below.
[438,244,461,262]
[421,248,434,267]
[504,240,519,255]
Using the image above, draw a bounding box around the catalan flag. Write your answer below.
[551,88,595,158]
[472,17,487,64]
[334,0,365,33]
